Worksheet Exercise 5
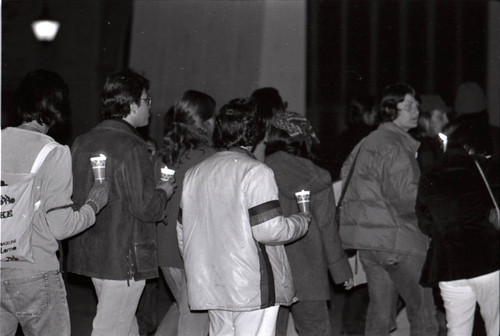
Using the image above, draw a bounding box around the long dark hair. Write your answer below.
[161,90,216,166]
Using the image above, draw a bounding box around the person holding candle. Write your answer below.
[1,69,109,336]
[264,110,353,336]
[152,90,217,336]
[67,69,176,336]
[178,98,311,335]
[416,118,499,336]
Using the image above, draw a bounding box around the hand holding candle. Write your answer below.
[90,154,107,183]
[161,165,175,182]
[295,190,311,213]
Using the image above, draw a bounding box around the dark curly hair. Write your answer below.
[213,98,266,149]
[161,90,216,166]
[101,69,149,120]
[379,83,416,122]
[15,69,70,128]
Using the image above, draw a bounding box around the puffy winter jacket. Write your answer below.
[178,148,309,311]
[339,122,428,257]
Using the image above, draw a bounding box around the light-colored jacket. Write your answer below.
[339,122,428,257]
[178,148,309,311]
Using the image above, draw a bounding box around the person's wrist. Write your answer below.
[85,199,99,213]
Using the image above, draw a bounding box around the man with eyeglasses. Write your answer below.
[339,83,439,335]
[67,69,176,336]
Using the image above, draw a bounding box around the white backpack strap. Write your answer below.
[31,142,59,174]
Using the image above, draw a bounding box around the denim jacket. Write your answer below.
[67,120,168,281]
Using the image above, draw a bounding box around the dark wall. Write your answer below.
[307,0,489,172]
[2,0,132,145]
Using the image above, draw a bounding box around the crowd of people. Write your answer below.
[1,68,498,336]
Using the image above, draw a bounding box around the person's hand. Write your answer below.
[85,181,110,214]
[157,180,177,199]
[343,278,354,290]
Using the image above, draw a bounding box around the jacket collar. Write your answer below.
[378,122,420,151]
[96,119,144,140]
[227,146,257,160]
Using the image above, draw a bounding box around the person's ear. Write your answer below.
[130,102,138,115]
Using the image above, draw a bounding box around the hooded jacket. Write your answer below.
[266,151,352,301]
[339,122,428,257]
[178,148,309,311]
[68,120,168,281]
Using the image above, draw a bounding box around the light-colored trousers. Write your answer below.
[208,305,280,336]
[91,278,146,336]
[439,270,499,336]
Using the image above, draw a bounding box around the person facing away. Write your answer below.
[251,87,288,122]
[409,94,450,172]
[153,90,217,336]
[67,69,176,336]
[1,69,109,336]
[339,83,438,336]
[177,97,312,336]
[416,117,499,336]
[264,110,353,336]
[251,87,288,162]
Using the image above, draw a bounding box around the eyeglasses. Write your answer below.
[400,101,419,111]
[140,96,152,107]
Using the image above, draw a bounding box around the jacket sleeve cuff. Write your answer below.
[155,188,169,220]
[328,257,353,284]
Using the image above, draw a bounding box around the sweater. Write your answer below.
[1,127,95,271]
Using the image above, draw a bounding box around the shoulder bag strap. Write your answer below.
[31,142,59,174]
[337,145,362,208]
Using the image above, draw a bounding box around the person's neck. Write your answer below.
[19,121,49,134]
[392,120,411,133]
[122,116,137,128]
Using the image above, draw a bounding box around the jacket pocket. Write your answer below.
[133,239,157,273]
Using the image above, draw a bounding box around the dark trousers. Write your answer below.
[276,300,331,336]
